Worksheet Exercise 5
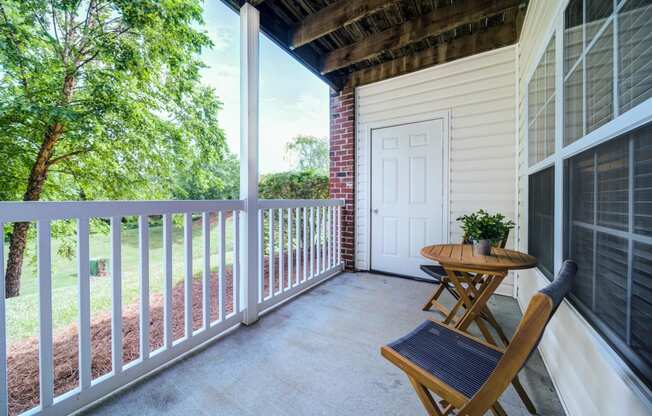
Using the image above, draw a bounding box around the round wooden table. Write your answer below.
[421,244,537,272]
[420,243,537,343]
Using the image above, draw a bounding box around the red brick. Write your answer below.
[330,87,356,270]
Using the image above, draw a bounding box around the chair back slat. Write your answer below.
[459,260,577,416]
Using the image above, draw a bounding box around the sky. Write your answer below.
[200,1,330,173]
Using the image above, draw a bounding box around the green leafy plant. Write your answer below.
[259,169,328,200]
[456,210,515,243]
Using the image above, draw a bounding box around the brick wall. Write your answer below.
[329,87,356,270]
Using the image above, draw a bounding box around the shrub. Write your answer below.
[259,169,328,200]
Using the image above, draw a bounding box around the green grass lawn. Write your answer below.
[4,215,234,343]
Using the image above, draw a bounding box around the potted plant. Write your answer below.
[457,210,515,256]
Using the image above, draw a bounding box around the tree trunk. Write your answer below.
[4,124,64,297]
[4,74,75,298]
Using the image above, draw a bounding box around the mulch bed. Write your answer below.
[6,250,309,416]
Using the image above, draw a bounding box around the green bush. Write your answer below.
[259,169,328,200]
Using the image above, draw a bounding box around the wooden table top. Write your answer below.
[420,244,537,271]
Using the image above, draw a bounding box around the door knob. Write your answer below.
[373,209,379,214]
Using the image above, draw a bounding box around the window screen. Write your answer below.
[618,0,652,114]
[563,0,652,146]
[528,166,555,279]
[528,37,556,165]
[566,120,652,390]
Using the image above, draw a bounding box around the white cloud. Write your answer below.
[206,26,235,52]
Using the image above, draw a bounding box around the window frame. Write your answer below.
[524,0,652,396]
[563,124,652,391]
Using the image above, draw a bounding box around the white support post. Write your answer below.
[240,2,260,325]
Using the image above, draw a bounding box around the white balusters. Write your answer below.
[219,211,226,322]
[0,201,250,416]
[295,207,300,287]
[163,214,173,349]
[258,210,264,303]
[202,213,211,329]
[316,206,321,276]
[111,217,123,374]
[233,211,240,315]
[77,218,91,390]
[323,208,328,271]
[310,207,315,279]
[268,209,275,296]
[303,208,308,283]
[287,208,292,290]
[0,197,344,416]
[337,206,341,265]
[183,213,192,338]
[326,207,331,270]
[278,209,284,293]
[253,200,344,311]
[37,220,53,408]
[331,207,336,268]
[139,216,150,359]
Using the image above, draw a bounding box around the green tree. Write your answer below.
[0,0,226,297]
[173,151,239,200]
[285,135,328,174]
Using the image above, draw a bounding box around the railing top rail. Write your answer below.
[0,200,245,223]
[258,199,345,209]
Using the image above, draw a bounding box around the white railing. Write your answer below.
[0,199,342,416]
[257,200,344,312]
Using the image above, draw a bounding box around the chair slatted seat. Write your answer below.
[383,260,577,416]
[388,320,502,399]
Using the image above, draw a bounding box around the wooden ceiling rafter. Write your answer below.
[290,0,402,49]
[227,0,528,91]
[320,0,522,74]
[346,9,520,88]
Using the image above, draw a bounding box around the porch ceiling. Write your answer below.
[220,0,528,90]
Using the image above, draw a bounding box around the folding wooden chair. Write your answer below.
[420,231,511,345]
[382,260,577,416]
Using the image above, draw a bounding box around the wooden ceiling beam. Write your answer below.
[290,0,400,49]
[345,19,518,88]
[321,0,522,74]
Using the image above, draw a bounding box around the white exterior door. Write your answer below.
[370,119,446,278]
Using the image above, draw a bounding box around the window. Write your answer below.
[528,36,556,165]
[528,167,555,279]
[563,0,615,145]
[525,0,652,391]
[565,120,652,389]
[563,0,652,146]
[618,0,652,113]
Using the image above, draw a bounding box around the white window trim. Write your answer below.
[523,0,652,401]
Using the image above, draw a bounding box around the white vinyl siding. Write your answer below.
[355,46,518,296]
[518,0,652,414]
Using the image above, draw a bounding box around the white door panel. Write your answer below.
[371,119,446,278]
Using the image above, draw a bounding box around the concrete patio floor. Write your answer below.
[80,272,565,416]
